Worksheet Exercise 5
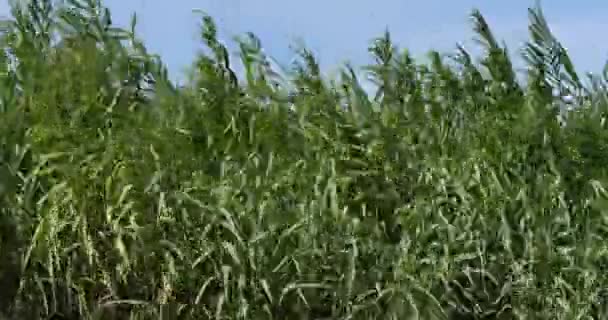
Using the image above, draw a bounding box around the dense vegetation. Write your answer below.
[2,0,608,319]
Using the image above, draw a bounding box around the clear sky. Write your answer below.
[2,1,608,84]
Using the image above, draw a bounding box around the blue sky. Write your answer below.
[2,1,608,84]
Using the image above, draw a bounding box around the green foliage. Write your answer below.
[1,1,608,319]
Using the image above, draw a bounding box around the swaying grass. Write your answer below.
[2,0,608,319]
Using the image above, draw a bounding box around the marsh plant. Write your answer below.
[1,0,608,319]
